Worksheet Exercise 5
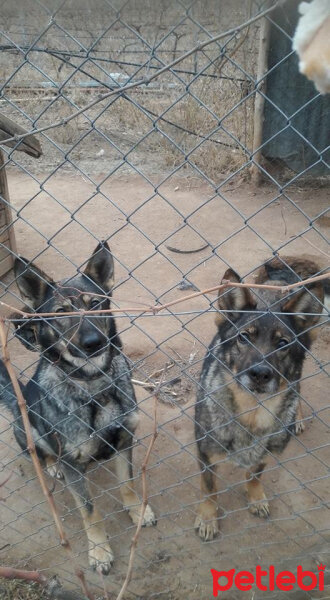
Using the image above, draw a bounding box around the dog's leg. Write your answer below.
[195,450,220,541]
[115,446,156,527]
[246,462,269,518]
[61,462,114,574]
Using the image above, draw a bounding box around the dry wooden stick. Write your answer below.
[0,471,13,500]
[2,271,329,320]
[0,112,42,157]
[98,571,109,600]
[250,0,272,184]
[0,566,47,585]
[132,378,177,396]
[115,381,159,600]
[149,362,175,379]
[0,319,95,600]
[148,273,330,315]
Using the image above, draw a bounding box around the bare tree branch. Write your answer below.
[116,379,159,600]
[0,566,47,585]
[2,271,329,320]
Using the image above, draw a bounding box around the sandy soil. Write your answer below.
[0,171,328,599]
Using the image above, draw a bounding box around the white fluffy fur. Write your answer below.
[293,0,330,53]
[292,0,330,94]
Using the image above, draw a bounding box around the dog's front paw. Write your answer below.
[88,542,114,575]
[46,463,64,480]
[194,513,219,541]
[128,503,157,527]
[248,496,270,518]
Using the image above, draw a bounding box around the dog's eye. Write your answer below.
[277,338,289,349]
[238,332,250,344]
[55,307,66,314]
[90,299,100,309]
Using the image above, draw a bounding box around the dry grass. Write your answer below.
[0,0,261,180]
[92,72,256,182]
[153,76,255,181]
[2,76,255,182]
[0,0,260,181]
[0,580,44,600]
[1,25,258,183]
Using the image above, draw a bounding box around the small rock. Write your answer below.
[177,279,198,291]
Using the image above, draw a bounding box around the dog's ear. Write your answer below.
[11,310,40,352]
[216,268,256,324]
[14,257,54,309]
[84,240,114,291]
[281,281,324,331]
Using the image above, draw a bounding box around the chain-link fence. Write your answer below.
[0,1,329,598]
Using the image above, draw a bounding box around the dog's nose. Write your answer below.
[248,364,273,384]
[81,332,104,354]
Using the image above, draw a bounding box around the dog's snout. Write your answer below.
[248,364,272,384]
[81,332,104,354]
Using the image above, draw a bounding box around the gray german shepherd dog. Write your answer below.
[195,257,326,541]
[0,241,156,573]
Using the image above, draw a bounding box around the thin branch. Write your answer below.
[132,378,177,396]
[149,362,175,379]
[0,471,13,500]
[98,572,109,600]
[0,2,281,147]
[149,272,330,314]
[0,319,95,600]
[216,0,253,75]
[115,378,159,600]
[0,566,47,585]
[2,271,329,320]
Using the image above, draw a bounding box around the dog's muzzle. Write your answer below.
[238,364,277,395]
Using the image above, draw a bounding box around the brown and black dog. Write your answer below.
[195,257,326,541]
[0,241,156,573]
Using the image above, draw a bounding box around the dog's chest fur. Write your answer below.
[196,346,298,468]
[33,353,137,463]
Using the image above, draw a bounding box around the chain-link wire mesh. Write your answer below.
[0,1,329,598]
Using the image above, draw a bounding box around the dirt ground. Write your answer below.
[0,170,329,599]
